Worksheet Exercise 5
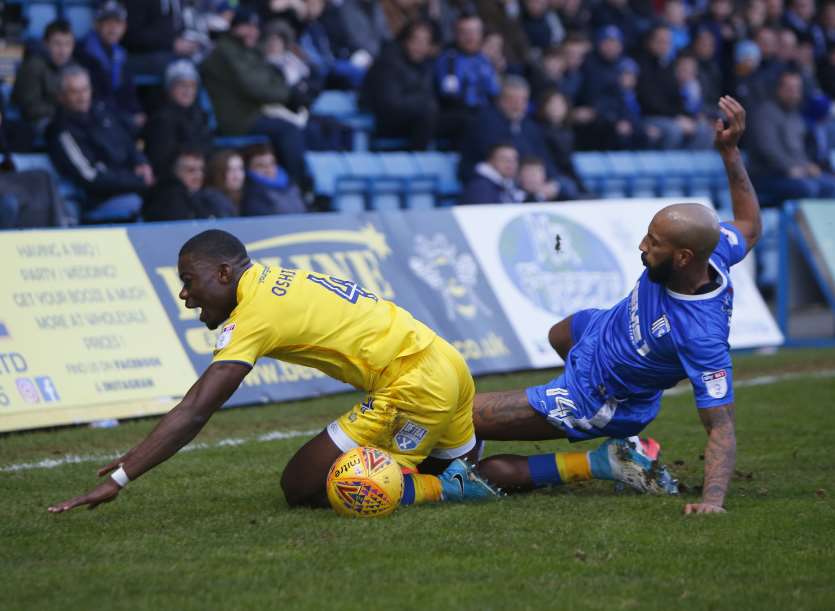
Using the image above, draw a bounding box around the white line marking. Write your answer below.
[0,429,320,474]
[664,368,835,396]
[3,368,835,474]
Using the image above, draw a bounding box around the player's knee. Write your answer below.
[280,470,308,507]
[548,319,572,359]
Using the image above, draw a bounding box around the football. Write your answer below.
[326,446,404,517]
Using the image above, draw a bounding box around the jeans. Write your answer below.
[84,193,143,223]
[249,115,308,185]
[753,173,835,205]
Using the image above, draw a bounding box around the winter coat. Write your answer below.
[143,180,236,221]
[143,101,213,179]
[460,162,525,205]
[200,34,291,135]
[11,52,62,123]
[46,102,147,209]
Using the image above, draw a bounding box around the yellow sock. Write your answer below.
[528,451,592,486]
[401,473,443,505]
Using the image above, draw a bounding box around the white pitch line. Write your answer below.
[0,428,319,474]
[664,368,835,396]
[2,368,834,475]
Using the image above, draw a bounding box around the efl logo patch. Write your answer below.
[394,421,428,451]
[215,323,235,350]
[650,314,671,339]
[702,370,728,399]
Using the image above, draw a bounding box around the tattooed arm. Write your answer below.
[685,403,736,515]
[714,95,762,254]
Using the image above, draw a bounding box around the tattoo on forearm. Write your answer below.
[701,407,736,506]
[475,391,531,428]
[726,155,755,197]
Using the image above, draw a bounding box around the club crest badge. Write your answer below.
[394,421,428,451]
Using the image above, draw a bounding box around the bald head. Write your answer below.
[651,203,720,260]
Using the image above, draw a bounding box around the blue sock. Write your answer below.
[528,454,563,487]
[401,474,416,505]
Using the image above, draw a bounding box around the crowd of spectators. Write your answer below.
[1,0,835,227]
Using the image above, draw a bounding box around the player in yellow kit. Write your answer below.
[48,230,499,513]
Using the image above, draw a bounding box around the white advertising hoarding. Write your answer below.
[454,199,784,367]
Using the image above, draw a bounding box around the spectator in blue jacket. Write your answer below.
[47,65,152,223]
[460,142,525,205]
[435,13,500,146]
[459,75,555,181]
[74,2,145,132]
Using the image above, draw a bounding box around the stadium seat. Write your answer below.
[213,135,270,150]
[64,2,94,38]
[412,152,460,205]
[23,1,59,39]
[305,152,349,198]
[606,152,654,197]
[311,90,374,152]
[342,152,403,211]
[572,152,612,194]
[12,153,83,222]
[378,153,438,209]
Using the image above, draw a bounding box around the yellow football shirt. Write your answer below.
[212,263,436,391]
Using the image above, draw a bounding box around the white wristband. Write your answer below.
[110,466,130,488]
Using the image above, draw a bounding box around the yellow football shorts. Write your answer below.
[326,336,476,470]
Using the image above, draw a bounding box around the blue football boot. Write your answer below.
[588,436,679,495]
[438,459,503,502]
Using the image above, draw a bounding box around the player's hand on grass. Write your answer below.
[683,502,726,515]
[713,95,745,152]
[47,478,121,513]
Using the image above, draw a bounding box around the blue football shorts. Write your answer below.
[526,309,660,442]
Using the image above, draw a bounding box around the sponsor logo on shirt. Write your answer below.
[215,323,236,350]
[701,369,728,399]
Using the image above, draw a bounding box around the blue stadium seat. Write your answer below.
[213,135,270,150]
[311,90,358,117]
[13,153,84,221]
[572,152,612,194]
[342,152,402,211]
[635,151,684,197]
[311,90,374,151]
[64,2,94,38]
[305,152,349,198]
[606,152,654,197]
[412,152,460,205]
[23,1,59,39]
[378,153,438,209]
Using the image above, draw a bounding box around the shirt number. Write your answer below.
[306,274,378,304]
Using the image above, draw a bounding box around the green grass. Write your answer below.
[2,348,835,610]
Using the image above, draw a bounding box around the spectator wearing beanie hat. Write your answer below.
[143,59,214,181]
[74,1,145,131]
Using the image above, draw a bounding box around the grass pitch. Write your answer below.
[2,348,835,610]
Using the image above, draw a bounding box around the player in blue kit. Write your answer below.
[473,96,761,514]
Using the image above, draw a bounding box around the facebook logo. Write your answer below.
[35,376,60,402]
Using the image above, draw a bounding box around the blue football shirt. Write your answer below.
[563,222,748,411]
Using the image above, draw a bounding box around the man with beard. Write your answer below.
[473,96,761,515]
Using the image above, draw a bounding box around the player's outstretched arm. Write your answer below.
[47,362,250,513]
[714,96,762,255]
[685,403,736,515]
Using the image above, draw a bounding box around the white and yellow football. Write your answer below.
[326,447,404,517]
